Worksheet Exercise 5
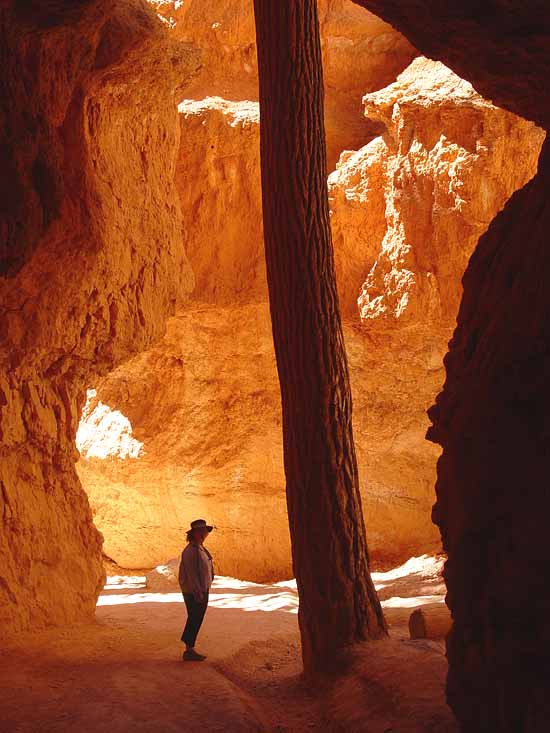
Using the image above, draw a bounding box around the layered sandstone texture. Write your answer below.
[0,0,197,634]
[77,58,543,580]
[152,0,417,168]
[353,1,550,729]
[176,97,264,304]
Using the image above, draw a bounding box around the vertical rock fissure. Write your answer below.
[253,0,386,672]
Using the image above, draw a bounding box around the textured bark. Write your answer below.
[253,0,386,672]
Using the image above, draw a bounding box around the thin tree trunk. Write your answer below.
[253,0,387,673]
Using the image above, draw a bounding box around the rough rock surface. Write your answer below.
[330,56,545,324]
[351,3,550,728]
[354,0,550,130]
[77,60,542,579]
[0,0,198,634]
[176,98,264,304]
[428,135,550,732]
[153,0,417,168]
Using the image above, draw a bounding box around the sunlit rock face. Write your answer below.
[152,0,417,168]
[176,98,264,304]
[328,56,544,574]
[332,56,546,322]
[77,57,542,579]
[77,304,290,578]
[0,0,197,634]
[77,390,144,461]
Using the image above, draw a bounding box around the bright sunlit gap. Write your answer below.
[97,555,444,615]
[76,388,144,460]
[98,576,300,613]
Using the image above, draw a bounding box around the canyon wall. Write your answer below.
[429,137,550,733]
[355,1,550,729]
[152,0,417,168]
[0,0,198,634]
[4,13,549,718]
[78,56,543,579]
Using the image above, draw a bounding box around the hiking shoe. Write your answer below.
[183,650,207,662]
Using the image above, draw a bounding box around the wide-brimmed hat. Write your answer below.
[189,518,214,532]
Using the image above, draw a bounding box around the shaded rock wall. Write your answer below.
[354,0,550,130]
[78,59,542,579]
[428,136,550,732]
[0,0,197,634]
[351,1,550,729]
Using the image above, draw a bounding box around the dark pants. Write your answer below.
[181,593,209,648]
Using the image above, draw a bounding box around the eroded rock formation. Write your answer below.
[354,0,550,130]
[77,56,542,582]
[328,61,544,555]
[0,0,198,634]
[4,11,549,720]
[428,138,550,731]
[353,1,550,728]
[153,0,417,168]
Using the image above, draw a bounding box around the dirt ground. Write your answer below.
[1,556,457,731]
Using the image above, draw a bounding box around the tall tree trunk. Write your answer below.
[253,0,387,673]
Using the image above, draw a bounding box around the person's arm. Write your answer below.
[204,547,215,583]
[183,545,206,602]
[195,545,206,602]
[178,551,186,592]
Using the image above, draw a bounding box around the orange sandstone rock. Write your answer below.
[329,57,544,564]
[176,98,264,304]
[77,304,288,578]
[0,0,198,634]
[77,59,542,577]
[153,0,417,168]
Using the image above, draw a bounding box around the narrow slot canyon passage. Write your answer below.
[1,1,550,731]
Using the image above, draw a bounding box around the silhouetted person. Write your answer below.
[178,519,215,661]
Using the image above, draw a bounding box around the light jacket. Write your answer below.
[178,543,214,598]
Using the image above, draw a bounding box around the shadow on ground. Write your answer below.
[0,556,455,732]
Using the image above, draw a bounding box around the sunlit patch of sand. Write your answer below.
[98,554,446,618]
[372,553,444,583]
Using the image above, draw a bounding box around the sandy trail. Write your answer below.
[1,556,455,732]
